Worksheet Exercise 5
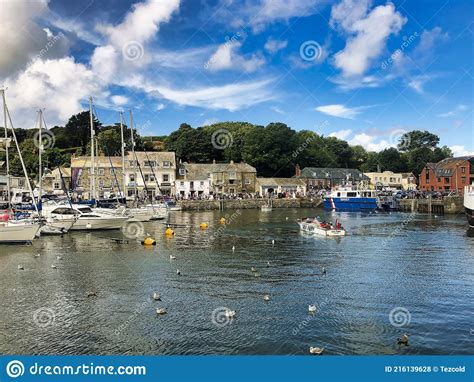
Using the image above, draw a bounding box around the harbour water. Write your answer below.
[0,208,472,355]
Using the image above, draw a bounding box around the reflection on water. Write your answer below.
[0,209,473,355]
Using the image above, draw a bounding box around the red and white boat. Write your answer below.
[297,217,346,237]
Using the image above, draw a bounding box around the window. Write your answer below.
[54,182,60,189]
[347,192,357,197]
[200,181,204,186]
[229,179,235,184]
[163,161,171,167]
[229,171,237,179]
[18,179,24,187]
[245,179,251,184]
[163,174,169,182]
[144,174,149,182]
[461,167,466,174]
[98,168,105,176]
[179,168,186,175]
[444,177,450,183]
[130,174,135,182]
[99,180,104,187]
[129,160,137,167]
[180,181,184,186]
[462,176,466,183]
[425,169,430,183]
[144,161,156,167]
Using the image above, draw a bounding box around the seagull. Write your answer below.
[51,264,57,269]
[263,294,270,301]
[254,273,261,277]
[18,265,24,270]
[397,334,409,346]
[308,304,317,313]
[322,267,326,275]
[34,253,40,258]
[56,256,63,260]
[251,267,257,272]
[225,309,236,318]
[271,239,275,246]
[176,269,181,275]
[266,261,270,268]
[169,255,176,260]
[309,347,324,355]
[232,246,235,252]
[153,292,161,301]
[156,308,167,315]
[285,217,289,220]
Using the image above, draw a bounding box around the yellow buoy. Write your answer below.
[142,237,156,246]
[219,217,226,224]
[165,228,174,236]
[200,222,208,229]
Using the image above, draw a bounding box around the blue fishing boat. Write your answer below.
[323,187,378,211]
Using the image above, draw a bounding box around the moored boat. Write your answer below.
[297,217,346,237]
[464,185,474,228]
[323,187,378,212]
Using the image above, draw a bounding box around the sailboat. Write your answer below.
[0,90,41,243]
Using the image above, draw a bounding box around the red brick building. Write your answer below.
[419,156,474,195]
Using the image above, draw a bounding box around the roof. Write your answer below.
[298,167,369,181]
[129,151,176,165]
[71,156,122,168]
[43,167,72,178]
[177,163,210,180]
[178,162,256,179]
[71,152,176,169]
[257,177,306,187]
[365,171,401,177]
[425,156,473,177]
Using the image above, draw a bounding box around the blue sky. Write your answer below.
[1,0,472,155]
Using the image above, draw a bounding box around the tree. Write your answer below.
[64,111,101,151]
[377,148,408,172]
[398,130,440,151]
[98,129,122,156]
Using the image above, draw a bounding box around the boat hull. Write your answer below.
[464,186,474,228]
[40,218,76,235]
[465,207,474,228]
[323,197,378,211]
[70,216,128,230]
[0,222,41,243]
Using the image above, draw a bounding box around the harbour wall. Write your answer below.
[179,197,323,211]
[398,196,464,214]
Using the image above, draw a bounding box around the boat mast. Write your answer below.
[89,96,95,201]
[120,111,126,199]
[129,110,137,203]
[38,109,43,215]
[1,90,11,210]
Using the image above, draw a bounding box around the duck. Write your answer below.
[263,294,270,301]
[56,256,63,260]
[251,267,257,272]
[156,308,167,315]
[397,334,409,346]
[309,347,324,355]
[153,292,161,301]
[169,255,176,260]
[176,269,181,275]
[225,309,236,318]
[271,239,275,246]
[322,267,326,275]
[18,265,24,270]
[254,273,261,277]
[51,264,57,269]
[232,246,235,252]
[266,261,270,268]
[308,304,317,313]
[34,253,40,258]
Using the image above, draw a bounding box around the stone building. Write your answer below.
[256,177,306,197]
[41,167,72,194]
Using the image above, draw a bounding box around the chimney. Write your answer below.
[295,164,301,177]
[212,159,216,164]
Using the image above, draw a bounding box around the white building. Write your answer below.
[256,177,307,197]
[365,171,403,190]
[175,163,211,198]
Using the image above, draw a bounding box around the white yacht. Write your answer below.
[464,185,474,228]
[0,219,41,243]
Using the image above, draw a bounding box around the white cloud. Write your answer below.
[207,42,265,72]
[96,0,180,48]
[407,74,433,93]
[329,129,353,140]
[271,106,285,114]
[437,104,468,118]
[450,145,474,157]
[349,133,390,151]
[264,38,288,53]
[111,95,129,106]
[154,79,275,111]
[315,104,361,119]
[331,0,406,77]
[156,103,166,111]
[0,0,69,77]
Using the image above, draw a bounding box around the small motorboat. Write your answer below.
[297,217,346,237]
